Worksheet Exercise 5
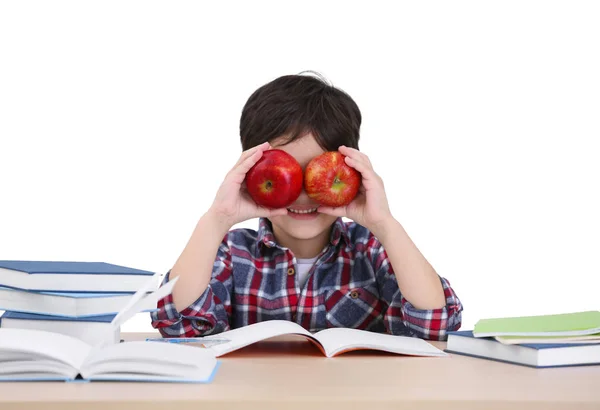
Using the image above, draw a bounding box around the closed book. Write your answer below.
[0,328,218,383]
[445,330,600,368]
[0,286,158,318]
[0,311,120,345]
[473,311,600,338]
[0,260,155,293]
[494,333,600,345]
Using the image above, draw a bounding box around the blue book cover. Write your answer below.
[1,311,116,323]
[446,330,600,368]
[0,286,128,297]
[0,260,157,293]
[39,291,127,298]
[0,261,154,276]
[0,285,158,318]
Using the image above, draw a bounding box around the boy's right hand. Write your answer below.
[208,141,288,228]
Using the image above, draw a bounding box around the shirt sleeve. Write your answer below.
[150,236,233,337]
[369,236,463,341]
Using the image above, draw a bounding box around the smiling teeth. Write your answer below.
[288,208,318,214]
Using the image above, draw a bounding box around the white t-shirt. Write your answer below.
[296,256,318,288]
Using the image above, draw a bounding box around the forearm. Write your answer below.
[374,218,446,310]
[170,210,231,311]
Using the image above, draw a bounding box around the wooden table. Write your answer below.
[1,332,599,410]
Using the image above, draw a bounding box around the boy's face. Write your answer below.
[268,134,338,244]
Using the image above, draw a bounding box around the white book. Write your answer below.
[494,334,600,345]
[0,328,218,382]
[200,320,447,358]
[0,287,157,317]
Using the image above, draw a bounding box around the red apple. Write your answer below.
[245,149,303,209]
[304,151,361,207]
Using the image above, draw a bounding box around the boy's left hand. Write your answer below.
[317,146,394,236]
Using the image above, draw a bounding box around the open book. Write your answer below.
[198,320,447,358]
[0,328,218,382]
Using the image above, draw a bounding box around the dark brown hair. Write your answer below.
[240,72,361,151]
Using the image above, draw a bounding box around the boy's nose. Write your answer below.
[295,189,318,205]
[296,189,309,201]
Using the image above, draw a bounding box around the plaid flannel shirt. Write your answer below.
[151,217,463,340]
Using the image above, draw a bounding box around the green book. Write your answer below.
[473,311,600,338]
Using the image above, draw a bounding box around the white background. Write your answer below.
[1,1,598,333]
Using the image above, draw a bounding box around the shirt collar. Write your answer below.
[257,217,351,250]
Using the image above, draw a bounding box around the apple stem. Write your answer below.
[266,181,273,190]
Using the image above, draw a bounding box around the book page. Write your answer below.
[0,328,91,370]
[80,340,217,380]
[203,320,312,356]
[109,273,174,329]
[91,275,178,346]
[0,360,79,380]
[313,328,447,357]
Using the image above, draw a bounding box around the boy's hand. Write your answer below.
[317,146,394,236]
[208,142,288,229]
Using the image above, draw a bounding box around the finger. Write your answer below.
[228,149,264,184]
[317,206,347,217]
[344,156,376,180]
[339,146,373,169]
[339,145,370,161]
[235,141,271,167]
[263,207,289,218]
[248,200,289,218]
[236,142,270,166]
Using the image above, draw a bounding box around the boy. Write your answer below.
[151,73,463,340]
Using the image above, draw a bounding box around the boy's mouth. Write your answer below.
[287,207,318,214]
[286,207,320,220]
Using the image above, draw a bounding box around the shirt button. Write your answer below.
[287,267,295,276]
[350,290,359,299]
[292,313,297,321]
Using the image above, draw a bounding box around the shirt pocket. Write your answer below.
[324,284,386,331]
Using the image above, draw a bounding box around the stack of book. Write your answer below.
[446,311,600,368]
[0,272,217,383]
[0,260,158,344]
[0,262,216,383]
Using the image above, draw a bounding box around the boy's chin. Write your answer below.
[269,213,337,239]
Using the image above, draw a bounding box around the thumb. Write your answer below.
[261,207,288,218]
[317,206,346,217]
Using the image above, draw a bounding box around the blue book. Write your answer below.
[445,330,600,368]
[1,311,116,322]
[0,260,155,293]
[0,286,157,318]
[0,311,120,345]
[0,327,219,383]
